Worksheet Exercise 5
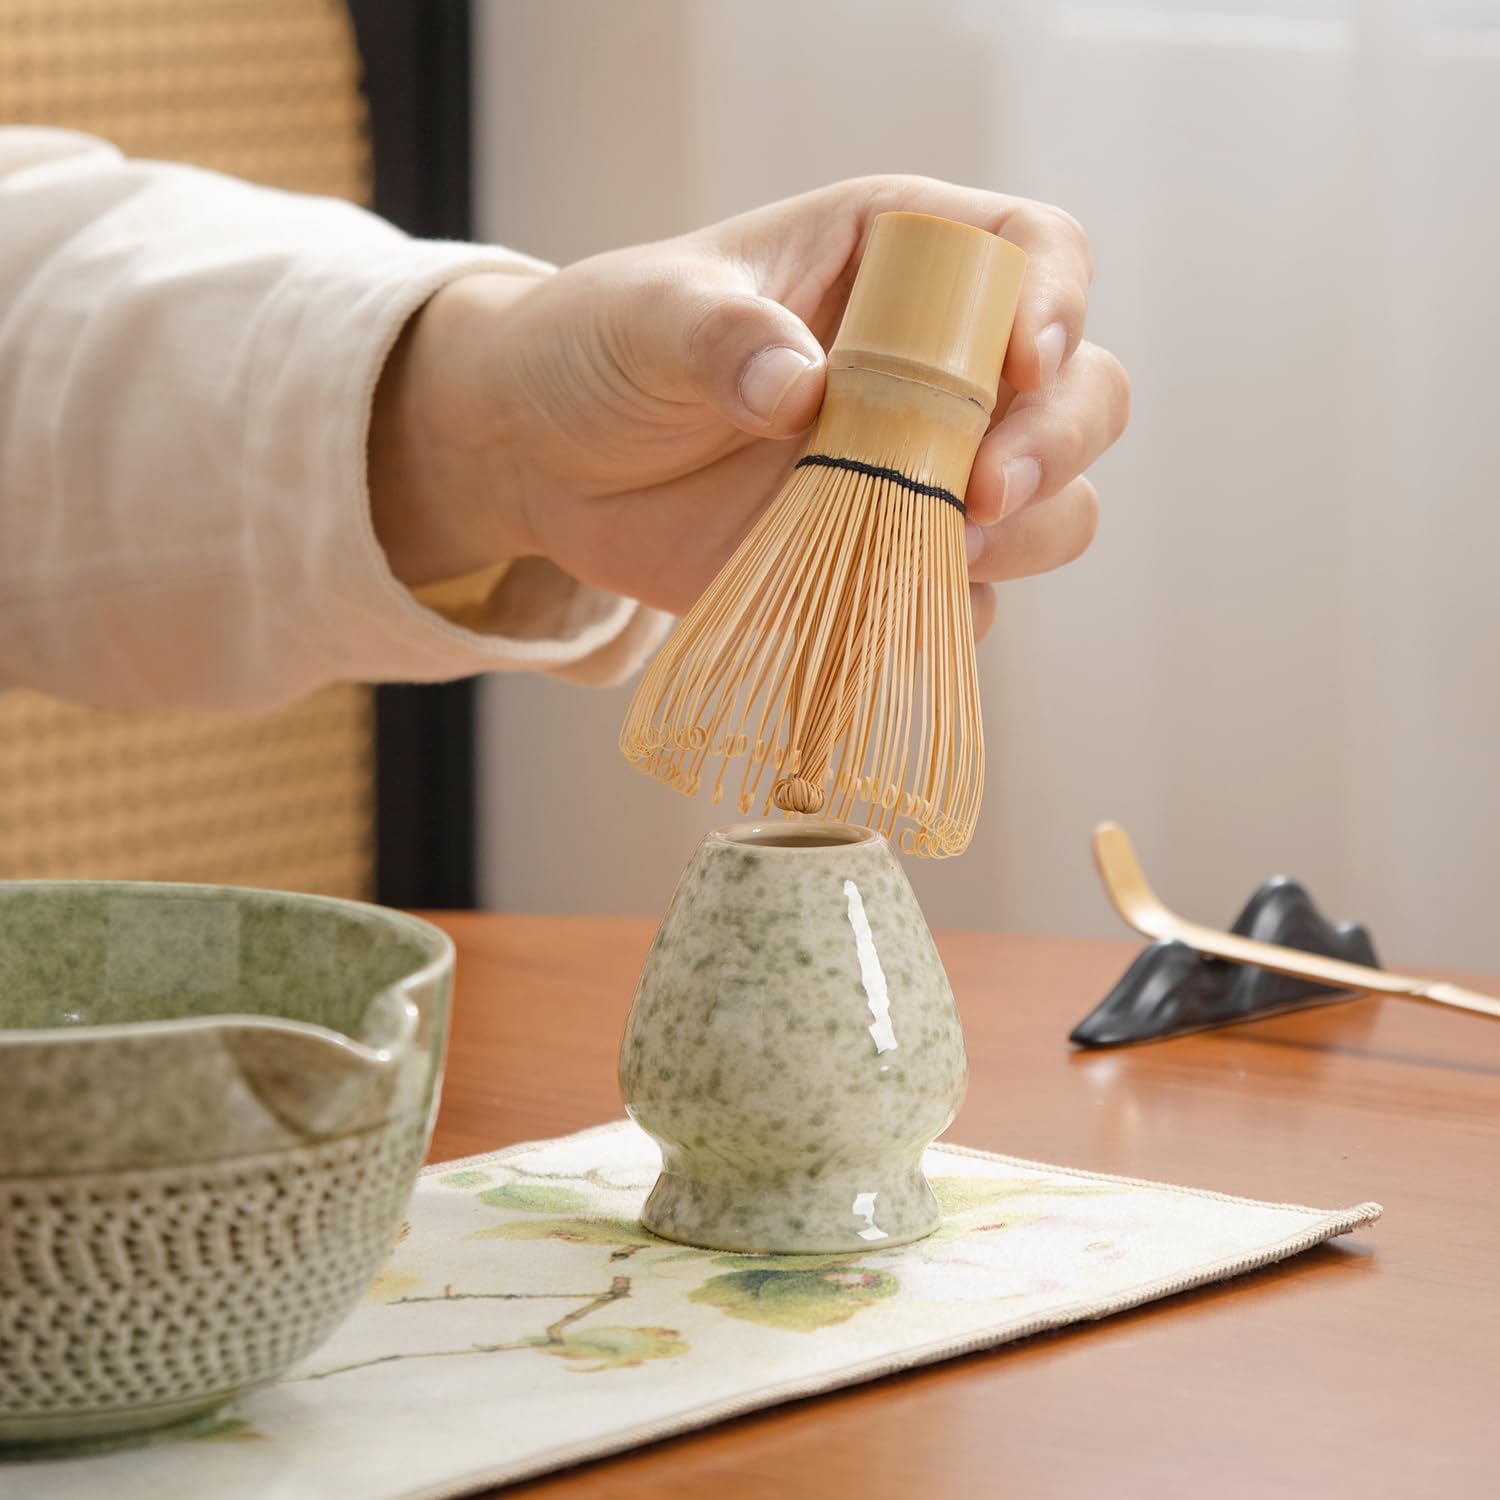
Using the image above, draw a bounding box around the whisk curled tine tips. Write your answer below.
[774,776,823,815]
[621,212,1027,858]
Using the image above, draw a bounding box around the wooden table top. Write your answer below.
[422,913,1500,1500]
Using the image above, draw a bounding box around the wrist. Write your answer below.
[368,271,544,588]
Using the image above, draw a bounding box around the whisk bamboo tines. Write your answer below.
[621,212,1027,857]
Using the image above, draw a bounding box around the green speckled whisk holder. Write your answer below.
[619,822,967,1254]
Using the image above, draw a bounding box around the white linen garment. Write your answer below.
[0,127,669,712]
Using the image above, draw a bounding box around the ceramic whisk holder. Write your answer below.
[619,822,967,1253]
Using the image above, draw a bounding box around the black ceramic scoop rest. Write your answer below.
[1071,877,1382,1048]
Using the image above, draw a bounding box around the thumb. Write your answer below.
[675,289,827,437]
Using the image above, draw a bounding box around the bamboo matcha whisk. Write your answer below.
[621,212,1027,857]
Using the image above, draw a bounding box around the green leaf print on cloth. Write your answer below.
[930,1176,1045,1216]
[469,1215,665,1249]
[183,1414,265,1443]
[437,1169,491,1190]
[477,1184,591,1214]
[689,1266,899,1331]
[529,1326,690,1372]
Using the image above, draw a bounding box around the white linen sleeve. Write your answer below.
[0,128,671,713]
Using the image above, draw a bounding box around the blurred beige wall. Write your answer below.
[473,0,1500,972]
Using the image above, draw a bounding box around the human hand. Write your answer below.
[369,175,1129,638]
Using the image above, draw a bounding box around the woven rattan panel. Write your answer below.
[0,0,376,897]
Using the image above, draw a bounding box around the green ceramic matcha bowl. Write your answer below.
[0,882,453,1454]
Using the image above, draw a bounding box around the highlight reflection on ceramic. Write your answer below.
[619,821,967,1253]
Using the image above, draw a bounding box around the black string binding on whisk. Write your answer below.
[794,454,966,515]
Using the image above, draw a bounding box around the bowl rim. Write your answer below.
[0,879,455,1064]
[708,819,885,852]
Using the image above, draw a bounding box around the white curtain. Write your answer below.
[474,0,1500,971]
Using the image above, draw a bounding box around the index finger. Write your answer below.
[853,178,1094,394]
[987,198,1093,392]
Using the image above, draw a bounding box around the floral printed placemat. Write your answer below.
[24,1121,1380,1499]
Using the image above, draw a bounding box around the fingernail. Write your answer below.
[1000,457,1041,516]
[965,520,984,566]
[1035,322,1068,385]
[740,346,815,424]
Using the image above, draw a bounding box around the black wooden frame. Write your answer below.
[347,0,479,908]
